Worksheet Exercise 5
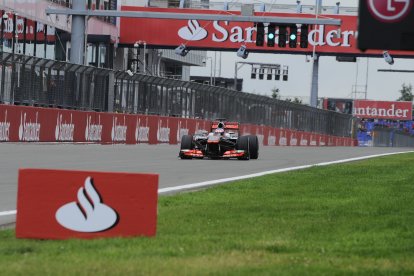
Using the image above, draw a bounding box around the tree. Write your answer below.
[285,97,303,104]
[397,83,413,102]
[271,87,280,99]
[292,97,303,104]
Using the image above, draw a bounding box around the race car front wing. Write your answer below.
[179,149,246,158]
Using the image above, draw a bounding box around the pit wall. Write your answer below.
[0,105,356,146]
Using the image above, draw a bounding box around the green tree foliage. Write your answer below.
[271,87,280,99]
[397,83,413,102]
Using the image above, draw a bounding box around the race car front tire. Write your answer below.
[236,135,250,160]
[180,135,194,159]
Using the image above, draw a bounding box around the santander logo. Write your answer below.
[300,134,308,146]
[257,134,264,146]
[111,116,127,142]
[157,119,170,143]
[177,20,355,48]
[268,130,276,146]
[310,134,317,146]
[55,177,118,232]
[18,112,41,141]
[290,133,297,146]
[178,20,208,41]
[177,121,189,143]
[85,115,103,142]
[55,113,75,141]
[319,136,326,146]
[0,110,10,142]
[135,118,149,143]
[279,130,287,146]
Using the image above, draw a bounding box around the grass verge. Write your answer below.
[1,153,414,275]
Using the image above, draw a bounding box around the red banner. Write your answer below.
[16,169,158,239]
[0,14,55,42]
[353,100,412,120]
[0,104,355,146]
[120,6,414,57]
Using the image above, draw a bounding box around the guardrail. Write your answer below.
[0,53,353,137]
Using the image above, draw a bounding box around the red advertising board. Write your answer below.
[16,169,158,239]
[353,100,412,120]
[0,104,355,146]
[0,14,55,42]
[119,6,414,57]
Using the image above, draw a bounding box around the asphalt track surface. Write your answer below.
[0,143,413,226]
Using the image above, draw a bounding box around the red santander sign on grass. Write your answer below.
[353,100,412,120]
[16,169,158,239]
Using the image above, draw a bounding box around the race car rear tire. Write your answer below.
[236,135,250,160]
[180,135,194,159]
[248,135,259,160]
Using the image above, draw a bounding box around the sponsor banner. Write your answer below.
[16,169,158,239]
[278,128,289,146]
[84,113,104,143]
[256,125,265,146]
[309,133,319,146]
[168,117,192,145]
[298,131,309,146]
[0,104,356,146]
[135,115,151,144]
[119,6,414,57]
[289,130,299,146]
[0,15,56,42]
[353,100,412,120]
[240,124,252,136]
[263,126,273,146]
[54,110,85,142]
[319,134,327,147]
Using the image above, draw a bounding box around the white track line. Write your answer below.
[158,151,414,194]
[1,151,413,217]
[0,210,16,217]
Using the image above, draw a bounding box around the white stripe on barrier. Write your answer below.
[1,150,413,217]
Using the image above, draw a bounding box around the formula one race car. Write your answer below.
[179,120,259,160]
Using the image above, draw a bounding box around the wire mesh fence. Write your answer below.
[373,128,414,147]
[0,53,110,111]
[0,53,353,137]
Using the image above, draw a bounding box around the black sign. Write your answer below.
[358,0,414,51]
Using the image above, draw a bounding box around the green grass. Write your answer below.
[1,153,414,275]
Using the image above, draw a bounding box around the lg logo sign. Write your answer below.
[367,0,412,22]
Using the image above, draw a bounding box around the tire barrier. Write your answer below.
[0,104,356,146]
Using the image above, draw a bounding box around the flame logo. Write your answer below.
[178,20,208,41]
[55,177,118,233]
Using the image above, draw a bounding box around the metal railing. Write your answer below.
[0,53,111,111]
[373,128,414,147]
[0,53,353,137]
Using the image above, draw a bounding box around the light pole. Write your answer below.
[203,56,213,85]
[134,40,147,74]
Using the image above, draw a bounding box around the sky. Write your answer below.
[190,0,414,103]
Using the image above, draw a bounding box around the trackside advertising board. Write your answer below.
[119,6,414,57]
[16,169,158,239]
[0,104,356,146]
[353,100,412,120]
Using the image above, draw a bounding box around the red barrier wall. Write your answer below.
[0,104,356,146]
